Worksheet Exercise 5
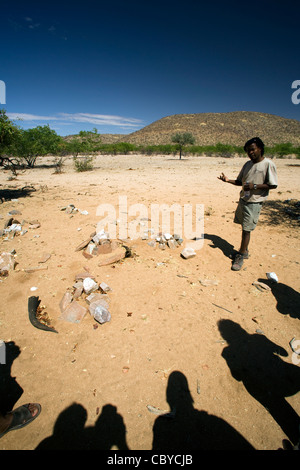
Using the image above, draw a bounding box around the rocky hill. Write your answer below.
[63,133,126,144]
[118,111,300,146]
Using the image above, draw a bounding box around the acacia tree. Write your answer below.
[171,132,195,159]
[13,125,62,168]
[0,109,21,174]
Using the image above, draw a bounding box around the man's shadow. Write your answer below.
[36,403,129,450]
[257,278,300,320]
[204,233,235,258]
[218,319,300,445]
[152,370,254,450]
[0,341,23,415]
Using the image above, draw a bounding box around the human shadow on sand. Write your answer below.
[152,370,254,450]
[36,402,129,450]
[0,185,36,202]
[204,233,234,259]
[257,278,300,320]
[218,319,300,445]
[0,341,23,415]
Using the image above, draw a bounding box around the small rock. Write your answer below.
[167,239,177,249]
[59,291,73,313]
[65,204,75,214]
[99,282,111,293]
[86,292,109,305]
[38,253,51,264]
[60,301,87,323]
[83,277,98,294]
[8,210,22,215]
[199,279,218,286]
[0,252,16,276]
[163,233,172,240]
[266,272,278,283]
[181,247,196,259]
[89,301,111,324]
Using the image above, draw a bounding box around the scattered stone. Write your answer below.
[167,239,177,249]
[99,282,112,293]
[0,252,17,276]
[255,328,265,335]
[83,277,98,294]
[65,204,76,214]
[8,210,22,216]
[158,243,166,250]
[252,281,271,292]
[199,279,218,286]
[266,272,278,283]
[86,292,109,305]
[59,271,112,325]
[73,282,84,299]
[60,301,88,324]
[38,253,51,264]
[59,291,73,313]
[75,237,94,252]
[89,301,111,324]
[5,223,22,233]
[24,265,48,273]
[4,218,14,229]
[181,247,196,259]
[98,248,128,266]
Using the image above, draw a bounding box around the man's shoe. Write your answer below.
[230,249,249,260]
[231,253,244,271]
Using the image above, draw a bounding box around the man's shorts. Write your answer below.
[234,199,262,231]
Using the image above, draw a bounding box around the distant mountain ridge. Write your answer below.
[118,111,300,146]
[64,112,300,147]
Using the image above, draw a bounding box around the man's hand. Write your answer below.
[244,182,254,191]
[218,172,228,182]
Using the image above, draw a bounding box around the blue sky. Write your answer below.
[1,0,300,136]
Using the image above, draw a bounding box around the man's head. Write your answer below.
[244,137,265,155]
[244,137,265,162]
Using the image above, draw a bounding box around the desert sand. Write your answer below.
[0,154,299,451]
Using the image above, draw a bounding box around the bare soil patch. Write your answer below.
[0,155,299,450]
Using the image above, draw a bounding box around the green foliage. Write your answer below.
[73,155,94,172]
[0,109,20,150]
[0,109,22,174]
[12,125,63,168]
[272,142,294,157]
[171,133,195,159]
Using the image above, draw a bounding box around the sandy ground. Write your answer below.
[0,154,299,451]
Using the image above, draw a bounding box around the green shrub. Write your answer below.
[73,155,94,172]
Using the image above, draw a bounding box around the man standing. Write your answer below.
[218,137,278,271]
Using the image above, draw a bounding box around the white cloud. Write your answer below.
[8,113,57,121]
[8,112,143,129]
